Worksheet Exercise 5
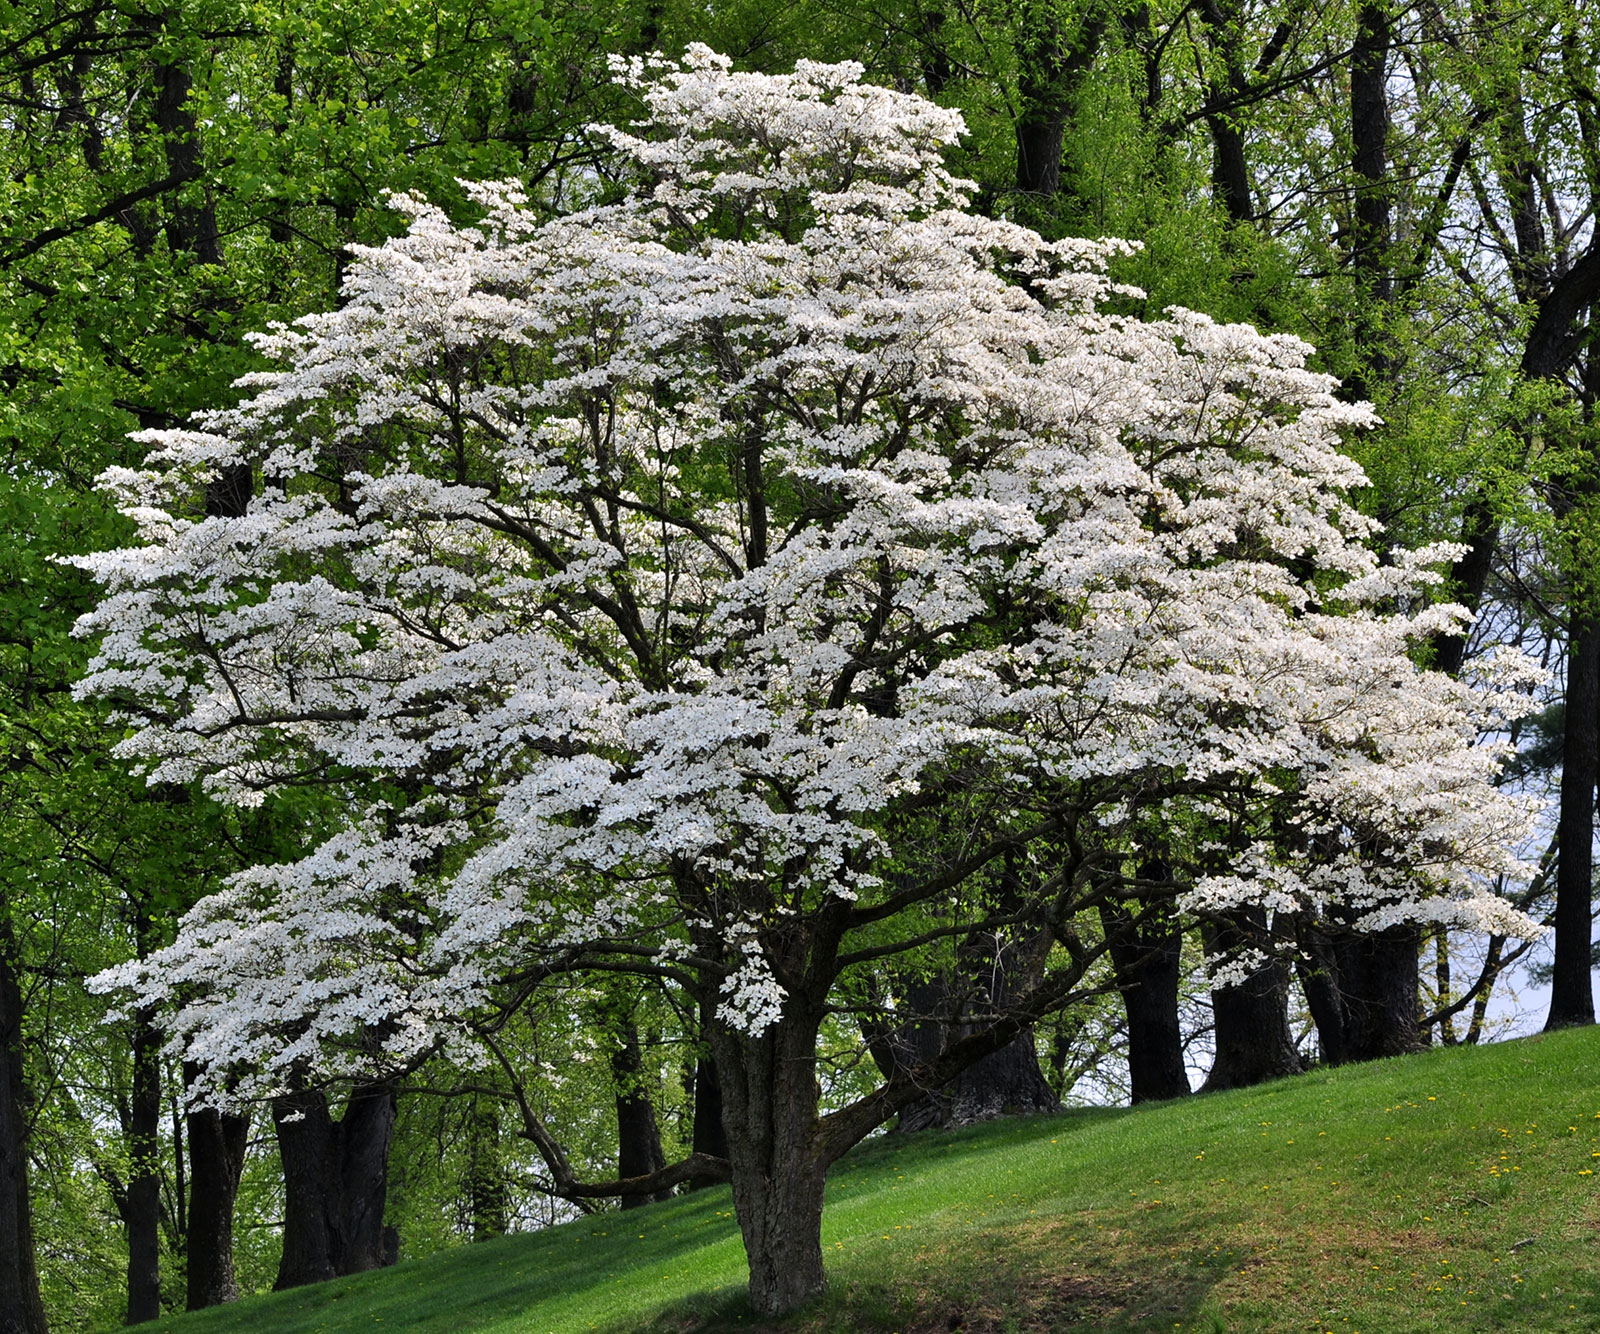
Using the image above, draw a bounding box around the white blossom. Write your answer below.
[78,50,1540,1096]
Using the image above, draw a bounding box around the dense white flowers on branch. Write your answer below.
[79,50,1538,1303]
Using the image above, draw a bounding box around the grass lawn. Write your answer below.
[140,1026,1600,1333]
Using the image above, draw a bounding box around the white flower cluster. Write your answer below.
[78,50,1540,1093]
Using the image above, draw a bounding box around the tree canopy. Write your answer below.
[75,50,1543,1315]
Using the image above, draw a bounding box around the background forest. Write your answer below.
[0,0,1595,1329]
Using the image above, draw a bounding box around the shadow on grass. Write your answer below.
[627,1204,1242,1334]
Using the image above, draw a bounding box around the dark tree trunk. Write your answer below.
[273,1081,397,1290]
[1349,0,1393,300]
[1101,898,1189,1103]
[1547,611,1599,1028]
[126,1014,163,1324]
[1295,916,1348,1066]
[917,9,953,96]
[875,971,1059,1133]
[0,922,48,1334]
[152,54,220,265]
[1334,924,1424,1059]
[1201,909,1302,1090]
[1199,0,1255,224]
[691,1050,727,1162]
[1296,914,1422,1063]
[336,1082,395,1274]
[274,1091,337,1289]
[1012,0,1106,219]
[685,994,729,1190]
[613,1022,669,1208]
[710,1010,829,1318]
[1433,933,1458,1045]
[467,1099,508,1240]
[1466,935,1506,1044]
[932,1027,1058,1127]
[184,1068,249,1310]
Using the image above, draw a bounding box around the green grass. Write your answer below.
[143,1028,1600,1333]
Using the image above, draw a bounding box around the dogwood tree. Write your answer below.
[79,48,1541,1315]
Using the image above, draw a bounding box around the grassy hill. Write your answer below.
[140,1027,1600,1334]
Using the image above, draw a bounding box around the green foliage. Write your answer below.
[4,0,1597,1319]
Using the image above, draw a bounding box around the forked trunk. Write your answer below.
[273,1080,397,1289]
[710,1008,828,1317]
[1295,915,1347,1066]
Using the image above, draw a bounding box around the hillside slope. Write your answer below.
[139,1028,1600,1334]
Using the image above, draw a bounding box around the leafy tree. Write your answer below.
[78,52,1543,1314]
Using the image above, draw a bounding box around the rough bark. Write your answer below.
[0,921,48,1334]
[1101,899,1189,1103]
[1547,611,1599,1028]
[1334,924,1424,1059]
[612,1022,670,1208]
[1201,909,1302,1090]
[126,1013,163,1324]
[710,1010,829,1317]
[184,1072,249,1310]
[273,1081,398,1290]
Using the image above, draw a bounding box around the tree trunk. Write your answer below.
[874,972,1058,1133]
[613,1022,669,1208]
[1349,0,1393,300]
[1334,924,1424,1059]
[1433,932,1457,1045]
[273,1081,397,1290]
[338,1083,396,1273]
[0,921,48,1334]
[1011,0,1106,225]
[1199,0,1255,225]
[1466,935,1506,1044]
[1101,899,1189,1103]
[691,1052,727,1161]
[710,1009,828,1317]
[274,1090,338,1289]
[1201,909,1302,1090]
[939,1027,1058,1123]
[184,1070,249,1310]
[1295,915,1348,1066]
[467,1099,508,1240]
[1296,913,1423,1063]
[126,1014,163,1324]
[1547,610,1599,1028]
